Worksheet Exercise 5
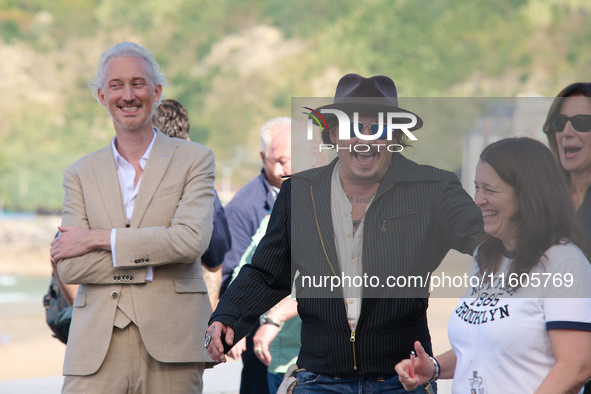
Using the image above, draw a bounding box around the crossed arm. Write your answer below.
[53,149,215,285]
[50,226,111,262]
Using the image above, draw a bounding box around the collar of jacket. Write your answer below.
[291,153,441,195]
[257,170,276,212]
[289,154,442,279]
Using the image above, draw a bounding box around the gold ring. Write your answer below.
[255,348,262,353]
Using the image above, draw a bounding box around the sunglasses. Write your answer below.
[349,122,389,140]
[551,114,591,133]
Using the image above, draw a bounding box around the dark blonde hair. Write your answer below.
[153,99,189,140]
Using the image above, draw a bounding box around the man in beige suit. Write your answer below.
[50,42,215,393]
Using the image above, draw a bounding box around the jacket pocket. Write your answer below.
[72,292,86,307]
[174,278,208,293]
[380,212,421,232]
[152,185,182,200]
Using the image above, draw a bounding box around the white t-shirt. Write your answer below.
[448,242,591,394]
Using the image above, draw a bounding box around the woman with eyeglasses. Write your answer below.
[543,83,591,393]
[395,138,591,393]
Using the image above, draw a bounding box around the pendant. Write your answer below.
[469,370,487,394]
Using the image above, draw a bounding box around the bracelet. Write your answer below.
[260,314,282,328]
[428,356,440,383]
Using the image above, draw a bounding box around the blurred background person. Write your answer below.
[396,137,591,393]
[153,98,232,309]
[543,83,591,243]
[543,82,591,393]
[221,117,291,394]
[229,121,327,393]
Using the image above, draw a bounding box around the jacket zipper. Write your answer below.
[310,183,393,371]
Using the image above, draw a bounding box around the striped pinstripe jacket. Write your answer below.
[211,154,482,375]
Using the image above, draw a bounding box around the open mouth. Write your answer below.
[482,210,498,219]
[353,151,377,163]
[563,146,582,156]
[120,106,140,113]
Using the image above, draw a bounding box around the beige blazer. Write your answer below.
[57,131,215,376]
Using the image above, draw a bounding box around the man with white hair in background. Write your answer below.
[50,42,215,393]
[221,117,291,394]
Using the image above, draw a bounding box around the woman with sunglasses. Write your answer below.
[543,83,591,393]
[544,83,591,244]
[395,138,591,393]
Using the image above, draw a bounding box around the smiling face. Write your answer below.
[97,56,162,133]
[474,160,518,250]
[329,114,393,187]
[555,95,591,178]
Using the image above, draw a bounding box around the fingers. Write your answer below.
[414,340,428,359]
[227,347,240,360]
[205,322,228,363]
[395,359,411,380]
[224,326,235,347]
[50,244,61,261]
[253,341,272,366]
[227,338,246,360]
[260,346,272,366]
[238,338,246,352]
[395,360,419,390]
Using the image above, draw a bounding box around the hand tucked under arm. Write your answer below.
[50,256,78,305]
[50,226,111,261]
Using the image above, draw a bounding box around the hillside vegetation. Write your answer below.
[1,0,590,211]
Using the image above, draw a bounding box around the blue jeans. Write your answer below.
[268,372,284,394]
[292,371,435,393]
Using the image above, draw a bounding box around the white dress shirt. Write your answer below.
[110,130,157,281]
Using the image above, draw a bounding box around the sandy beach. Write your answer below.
[0,215,61,277]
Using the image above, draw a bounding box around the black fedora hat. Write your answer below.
[312,74,423,131]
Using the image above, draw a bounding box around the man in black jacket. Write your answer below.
[206,74,482,393]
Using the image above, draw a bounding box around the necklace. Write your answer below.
[347,193,376,235]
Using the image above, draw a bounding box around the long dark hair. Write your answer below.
[543,82,591,179]
[475,138,585,280]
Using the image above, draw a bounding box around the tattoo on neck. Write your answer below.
[346,194,374,204]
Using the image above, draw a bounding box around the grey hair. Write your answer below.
[88,42,167,108]
[260,117,292,156]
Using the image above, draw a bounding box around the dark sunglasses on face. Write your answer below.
[349,122,389,140]
[551,114,591,133]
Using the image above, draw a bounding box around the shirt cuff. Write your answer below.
[546,321,591,331]
[111,229,118,267]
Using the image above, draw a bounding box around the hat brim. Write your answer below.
[311,102,423,131]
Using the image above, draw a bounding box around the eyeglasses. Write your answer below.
[349,122,389,140]
[551,114,591,133]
